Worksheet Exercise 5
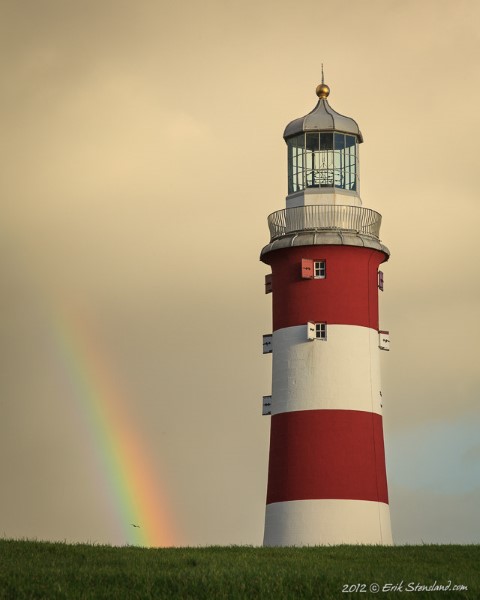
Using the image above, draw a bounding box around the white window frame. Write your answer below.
[315,322,327,340]
[314,260,326,279]
[308,321,327,341]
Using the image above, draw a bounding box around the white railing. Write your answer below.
[267,205,382,241]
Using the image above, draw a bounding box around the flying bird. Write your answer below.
[130,523,140,528]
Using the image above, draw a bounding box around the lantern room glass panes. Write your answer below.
[288,133,358,194]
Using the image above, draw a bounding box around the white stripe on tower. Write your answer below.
[271,325,383,416]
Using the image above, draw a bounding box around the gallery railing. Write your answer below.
[267,205,382,242]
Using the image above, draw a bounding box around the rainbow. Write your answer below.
[52,304,177,547]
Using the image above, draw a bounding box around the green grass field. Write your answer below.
[0,540,478,599]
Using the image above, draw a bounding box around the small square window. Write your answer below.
[315,322,327,340]
[307,321,327,341]
[314,260,326,279]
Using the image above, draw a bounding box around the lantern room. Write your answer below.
[283,81,363,209]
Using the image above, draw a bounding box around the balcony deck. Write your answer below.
[267,205,382,242]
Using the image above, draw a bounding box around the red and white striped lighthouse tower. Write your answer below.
[261,78,393,546]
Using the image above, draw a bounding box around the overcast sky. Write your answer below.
[0,0,479,547]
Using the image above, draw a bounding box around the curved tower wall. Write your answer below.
[262,242,392,545]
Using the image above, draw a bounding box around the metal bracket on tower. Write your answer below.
[262,396,272,416]
[379,330,390,351]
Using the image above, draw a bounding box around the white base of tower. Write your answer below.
[264,499,393,547]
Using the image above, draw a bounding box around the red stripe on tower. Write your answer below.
[260,78,393,546]
[267,245,384,331]
[266,410,388,504]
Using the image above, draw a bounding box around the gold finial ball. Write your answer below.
[316,83,330,99]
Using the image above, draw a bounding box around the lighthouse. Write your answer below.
[261,78,393,546]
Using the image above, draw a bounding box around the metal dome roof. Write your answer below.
[283,86,363,143]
